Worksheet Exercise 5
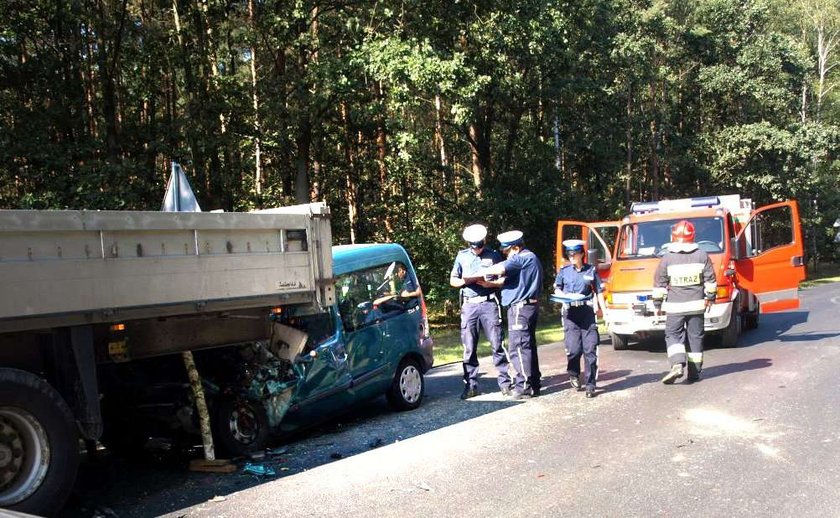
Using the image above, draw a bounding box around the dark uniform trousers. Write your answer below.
[665,313,704,378]
[461,299,510,389]
[564,306,599,390]
[507,302,540,394]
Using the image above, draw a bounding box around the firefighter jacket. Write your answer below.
[652,244,716,315]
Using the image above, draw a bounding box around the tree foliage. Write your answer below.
[1,0,838,301]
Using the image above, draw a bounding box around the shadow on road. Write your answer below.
[701,357,773,379]
[777,332,840,342]
[62,363,528,517]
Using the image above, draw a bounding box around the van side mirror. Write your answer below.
[587,249,599,266]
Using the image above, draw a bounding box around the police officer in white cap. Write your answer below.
[480,230,543,399]
[450,224,511,399]
[555,239,606,398]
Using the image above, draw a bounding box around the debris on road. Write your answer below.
[267,446,290,456]
[189,459,236,473]
[243,463,277,476]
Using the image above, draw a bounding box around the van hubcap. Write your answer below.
[399,366,422,403]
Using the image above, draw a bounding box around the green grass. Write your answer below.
[431,312,607,366]
[802,261,840,288]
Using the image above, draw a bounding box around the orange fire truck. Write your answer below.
[556,195,807,349]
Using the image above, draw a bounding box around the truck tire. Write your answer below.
[610,333,630,351]
[720,308,741,348]
[0,368,79,515]
[386,358,424,411]
[743,302,759,330]
[211,397,270,457]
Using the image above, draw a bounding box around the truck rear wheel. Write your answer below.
[0,368,79,515]
[610,333,630,351]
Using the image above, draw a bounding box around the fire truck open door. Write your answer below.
[555,220,620,281]
[733,200,806,313]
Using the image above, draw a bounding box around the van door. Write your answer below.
[335,264,391,388]
[734,200,806,313]
[288,310,353,411]
[555,220,620,280]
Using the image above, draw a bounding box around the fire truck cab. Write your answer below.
[556,195,806,349]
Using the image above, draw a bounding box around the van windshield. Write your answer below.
[617,217,724,259]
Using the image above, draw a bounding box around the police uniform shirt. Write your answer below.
[451,248,503,298]
[555,263,601,300]
[500,249,543,306]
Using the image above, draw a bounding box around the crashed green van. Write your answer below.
[99,243,433,456]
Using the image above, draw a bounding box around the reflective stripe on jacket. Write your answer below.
[654,248,716,315]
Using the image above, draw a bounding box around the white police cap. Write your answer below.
[462,224,488,243]
[563,239,586,252]
[498,230,524,248]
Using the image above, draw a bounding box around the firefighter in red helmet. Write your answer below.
[652,220,717,384]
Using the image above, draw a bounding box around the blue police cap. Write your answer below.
[498,230,524,249]
[563,239,586,253]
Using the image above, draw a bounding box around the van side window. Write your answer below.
[283,310,337,351]
[336,261,419,332]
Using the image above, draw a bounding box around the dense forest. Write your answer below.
[1,0,838,302]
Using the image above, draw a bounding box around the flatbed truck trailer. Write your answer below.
[0,203,334,514]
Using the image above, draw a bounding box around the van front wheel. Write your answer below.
[386,359,424,411]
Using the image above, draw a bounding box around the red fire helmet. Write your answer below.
[671,220,696,243]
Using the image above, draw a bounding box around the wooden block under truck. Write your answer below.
[555,195,807,350]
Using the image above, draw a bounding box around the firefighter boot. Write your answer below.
[661,363,684,384]
[686,362,701,382]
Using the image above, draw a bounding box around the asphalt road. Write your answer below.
[64,282,840,517]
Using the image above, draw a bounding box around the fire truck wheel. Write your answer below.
[720,308,741,348]
[0,368,79,516]
[610,333,630,350]
[743,303,759,330]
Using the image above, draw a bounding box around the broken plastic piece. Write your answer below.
[243,462,276,476]
[267,446,290,456]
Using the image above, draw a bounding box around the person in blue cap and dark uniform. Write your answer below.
[479,230,543,399]
[554,239,606,398]
[450,224,511,399]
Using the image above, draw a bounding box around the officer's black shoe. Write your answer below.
[569,375,581,390]
[585,387,596,398]
[686,372,701,383]
[531,386,541,397]
[460,387,479,400]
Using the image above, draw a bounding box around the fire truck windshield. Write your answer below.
[617,217,724,259]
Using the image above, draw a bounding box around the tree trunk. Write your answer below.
[341,102,359,243]
[625,88,633,206]
[435,94,449,170]
[248,0,263,195]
